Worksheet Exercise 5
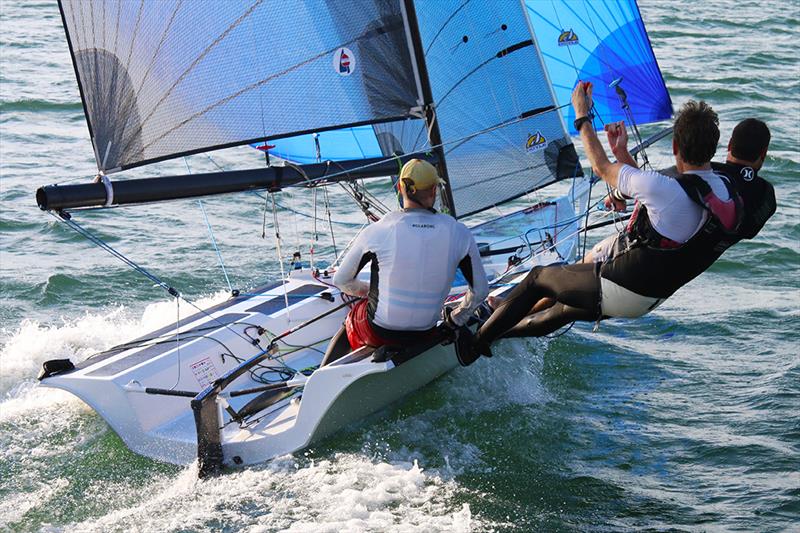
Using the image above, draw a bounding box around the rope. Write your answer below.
[52,212,262,350]
[310,187,318,270]
[166,295,183,390]
[323,184,338,258]
[270,191,291,316]
[198,199,233,293]
[56,213,177,296]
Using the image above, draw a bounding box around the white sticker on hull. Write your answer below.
[191,357,219,389]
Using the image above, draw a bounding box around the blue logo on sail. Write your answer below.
[526,131,547,152]
[558,29,579,47]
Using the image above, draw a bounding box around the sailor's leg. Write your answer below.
[502,303,599,338]
[320,324,351,366]
[486,295,555,314]
[533,262,601,310]
[531,296,556,314]
[476,263,600,347]
[476,266,549,347]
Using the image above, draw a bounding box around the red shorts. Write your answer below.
[345,299,389,350]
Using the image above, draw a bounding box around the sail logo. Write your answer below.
[526,131,547,152]
[558,29,579,46]
[334,47,355,76]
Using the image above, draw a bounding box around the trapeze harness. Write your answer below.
[475,166,775,343]
[600,170,746,311]
[710,161,776,240]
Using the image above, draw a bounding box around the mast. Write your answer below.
[399,0,457,217]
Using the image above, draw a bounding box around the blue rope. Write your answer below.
[198,199,233,293]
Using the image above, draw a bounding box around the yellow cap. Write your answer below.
[399,159,445,193]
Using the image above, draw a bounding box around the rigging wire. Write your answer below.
[270,191,291,315]
[186,154,234,293]
[198,199,233,293]
[51,212,264,351]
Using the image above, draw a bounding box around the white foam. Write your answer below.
[0,477,70,530]
[443,337,550,409]
[56,455,482,532]
[0,292,229,395]
[0,292,554,532]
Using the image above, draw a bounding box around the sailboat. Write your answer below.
[36,0,671,477]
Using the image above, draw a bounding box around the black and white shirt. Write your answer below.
[333,209,488,330]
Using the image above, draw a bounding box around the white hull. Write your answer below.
[39,183,590,471]
[223,342,458,467]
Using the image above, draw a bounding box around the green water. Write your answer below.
[1,1,798,531]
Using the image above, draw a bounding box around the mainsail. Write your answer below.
[267,0,584,218]
[525,0,672,133]
[59,0,418,172]
[51,0,583,220]
[385,0,579,218]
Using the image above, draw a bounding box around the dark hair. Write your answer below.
[673,100,719,165]
[730,118,770,162]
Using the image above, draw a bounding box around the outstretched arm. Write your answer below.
[571,82,625,189]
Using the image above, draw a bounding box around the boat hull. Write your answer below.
[38,189,590,469]
[220,342,458,467]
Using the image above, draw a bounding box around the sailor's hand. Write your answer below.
[605,121,628,154]
[603,194,627,212]
[571,80,593,117]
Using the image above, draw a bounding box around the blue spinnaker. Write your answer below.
[525,0,672,134]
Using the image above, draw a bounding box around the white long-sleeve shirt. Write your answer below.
[617,165,731,243]
[333,209,488,330]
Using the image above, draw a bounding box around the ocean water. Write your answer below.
[1,1,799,531]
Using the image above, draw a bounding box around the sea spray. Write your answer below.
[0,292,521,531]
[52,455,480,532]
[0,292,231,394]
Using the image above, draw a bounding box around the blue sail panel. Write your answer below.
[525,0,672,134]
[387,0,578,218]
[252,126,382,165]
